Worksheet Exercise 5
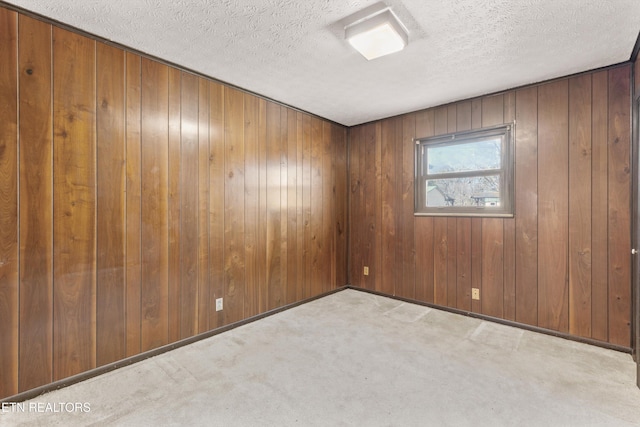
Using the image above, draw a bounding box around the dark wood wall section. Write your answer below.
[349,66,633,348]
[0,6,348,400]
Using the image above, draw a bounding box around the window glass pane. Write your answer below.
[426,175,501,207]
[426,138,501,174]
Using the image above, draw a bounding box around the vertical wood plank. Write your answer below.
[125,52,142,357]
[280,108,289,300]
[244,94,259,318]
[224,88,246,323]
[286,108,298,303]
[167,66,181,343]
[140,58,169,351]
[591,71,609,342]
[503,91,516,321]
[434,106,448,136]
[296,114,306,293]
[447,104,457,133]
[179,72,199,338]
[447,218,457,308]
[456,218,472,311]
[322,121,332,293]
[96,42,126,366]
[415,110,435,303]
[52,27,97,379]
[481,219,504,318]
[198,77,210,332]
[17,14,53,393]
[456,101,472,131]
[209,82,225,327]
[469,99,483,314]
[568,74,593,338]
[481,93,504,317]
[267,102,283,307]
[347,126,360,287]
[415,219,434,303]
[515,86,539,326]
[471,218,482,313]
[434,218,448,305]
[334,125,348,287]
[381,119,396,295]
[607,66,631,347]
[481,94,504,127]
[537,80,569,333]
[302,114,312,295]
[0,7,18,398]
[399,114,416,299]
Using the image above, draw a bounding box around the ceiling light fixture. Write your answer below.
[345,8,408,61]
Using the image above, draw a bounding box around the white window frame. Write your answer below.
[414,123,515,217]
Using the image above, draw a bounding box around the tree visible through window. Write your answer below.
[415,124,514,216]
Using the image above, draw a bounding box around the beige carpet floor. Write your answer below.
[1,289,639,426]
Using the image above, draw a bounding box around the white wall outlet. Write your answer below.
[472,288,480,300]
[216,298,223,311]
[363,266,369,276]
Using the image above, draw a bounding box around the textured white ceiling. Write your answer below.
[5,0,640,126]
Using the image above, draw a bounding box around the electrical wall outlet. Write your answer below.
[216,298,223,311]
[363,266,369,276]
[472,288,480,300]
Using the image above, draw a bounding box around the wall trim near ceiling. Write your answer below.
[0,1,347,129]
[2,1,637,129]
[346,286,633,355]
[0,286,347,404]
[353,61,634,128]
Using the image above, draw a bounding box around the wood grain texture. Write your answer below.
[433,218,448,305]
[415,110,435,303]
[0,7,18,398]
[514,87,538,326]
[198,78,210,333]
[302,114,312,296]
[1,5,350,399]
[334,125,348,287]
[167,66,181,343]
[17,13,53,393]
[280,108,289,300]
[224,87,245,324]
[471,218,482,313]
[568,74,593,338]
[446,218,457,308]
[399,114,416,299]
[537,80,569,333]
[125,52,142,357]
[591,71,608,342]
[209,82,225,328]
[286,109,299,303]
[180,72,199,339]
[456,218,472,311]
[266,102,283,308]
[481,219,504,318]
[502,91,516,322]
[607,65,631,347]
[140,58,169,351]
[381,119,396,295]
[96,42,126,366]
[52,27,97,380]
[244,94,259,318]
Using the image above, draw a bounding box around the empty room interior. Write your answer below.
[1,0,640,425]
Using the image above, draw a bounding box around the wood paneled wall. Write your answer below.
[0,8,348,399]
[349,65,632,348]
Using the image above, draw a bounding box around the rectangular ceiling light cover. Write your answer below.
[345,9,408,60]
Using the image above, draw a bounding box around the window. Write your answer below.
[414,124,514,217]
